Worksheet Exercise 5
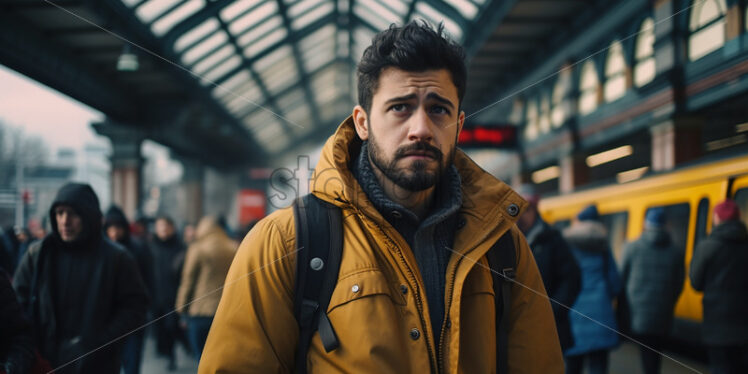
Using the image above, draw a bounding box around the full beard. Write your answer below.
[367,132,454,192]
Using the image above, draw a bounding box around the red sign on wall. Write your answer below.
[238,189,266,227]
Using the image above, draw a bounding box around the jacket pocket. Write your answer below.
[327,269,405,314]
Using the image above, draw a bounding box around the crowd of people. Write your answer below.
[1,20,747,374]
[0,183,240,374]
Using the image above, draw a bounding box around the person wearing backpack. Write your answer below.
[199,21,563,374]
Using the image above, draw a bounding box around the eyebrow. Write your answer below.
[384,93,456,110]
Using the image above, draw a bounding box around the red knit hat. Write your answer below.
[714,199,740,221]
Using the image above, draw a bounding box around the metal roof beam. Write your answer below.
[213,15,292,138]
[0,10,136,120]
[462,0,520,58]
[276,0,324,137]
[212,12,337,87]
[161,0,234,49]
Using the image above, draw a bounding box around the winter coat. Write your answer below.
[12,183,149,374]
[525,218,581,352]
[175,216,237,317]
[104,206,155,300]
[621,228,684,336]
[1,269,35,374]
[689,220,748,345]
[198,117,564,374]
[563,220,621,356]
[150,235,186,313]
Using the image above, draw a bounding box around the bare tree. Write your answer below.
[0,120,50,187]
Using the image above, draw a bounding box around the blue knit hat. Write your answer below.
[577,205,599,221]
[645,207,666,228]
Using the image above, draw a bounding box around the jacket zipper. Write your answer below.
[361,211,439,374]
[437,220,510,373]
[438,254,464,374]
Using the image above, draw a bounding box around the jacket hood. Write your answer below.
[49,183,102,246]
[104,206,131,243]
[310,116,526,247]
[104,206,129,229]
[563,220,609,252]
[711,220,748,243]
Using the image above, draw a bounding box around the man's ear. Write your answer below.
[352,105,369,140]
[456,110,465,137]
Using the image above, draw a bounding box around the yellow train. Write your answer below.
[538,153,748,342]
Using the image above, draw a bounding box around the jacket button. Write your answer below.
[409,328,420,340]
[507,203,520,217]
[391,210,402,218]
[310,257,324,271]
[400,285,408,295]
[351,284,360,293]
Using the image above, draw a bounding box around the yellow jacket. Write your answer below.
[176,216,237,317]
[199,117,563,373]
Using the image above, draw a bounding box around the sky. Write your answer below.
[0,63,106,151]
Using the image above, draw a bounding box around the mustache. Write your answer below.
[394,142,443,160]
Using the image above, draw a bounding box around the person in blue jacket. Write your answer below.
[562,205,621,374]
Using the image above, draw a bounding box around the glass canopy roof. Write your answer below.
[121,0,488,154]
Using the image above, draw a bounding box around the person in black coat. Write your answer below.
[621,208,684,374]
[150,215,188,371]
[690,199,748,374]
[104,205,154,374]
[1,268,35,374]
[517,186,582,353]
[12,183,149,374]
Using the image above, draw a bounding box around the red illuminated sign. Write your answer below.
[458,124,517,149]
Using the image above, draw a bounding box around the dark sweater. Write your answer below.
[352,141,462,341]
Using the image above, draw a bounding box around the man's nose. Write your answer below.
[407,108,434,142]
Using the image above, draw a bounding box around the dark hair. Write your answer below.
[357,21,467,114]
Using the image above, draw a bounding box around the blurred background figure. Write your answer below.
[175,216,237,362]
[130,216,151,244]
[517,185,581,353]
[13,227,33,273]
[689,199,748,374]
[150,215,187,371]
[1,267,35,374]
[562,205,622,374]
[103,205,153,374]
[181,223,196,245]
[0,227,15,275]
[620,208,684,374]
[28,219,48,242]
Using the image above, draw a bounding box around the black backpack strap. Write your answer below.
[486,231,517,374]
[293,194,343,374]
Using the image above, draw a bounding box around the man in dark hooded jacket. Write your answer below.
[517,186,581,352]
[104,205,154,374]
[621,207,684,374]
[150,214,188,370]
[690,199,748,374]
[12,183,149,374]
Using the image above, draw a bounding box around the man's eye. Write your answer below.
[390,104,408,112]
[431,105,449,115]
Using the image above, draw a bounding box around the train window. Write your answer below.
[647,203,690,258]
[599,212,628,262]
[734,188,748,228]
[695,198,709,246]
